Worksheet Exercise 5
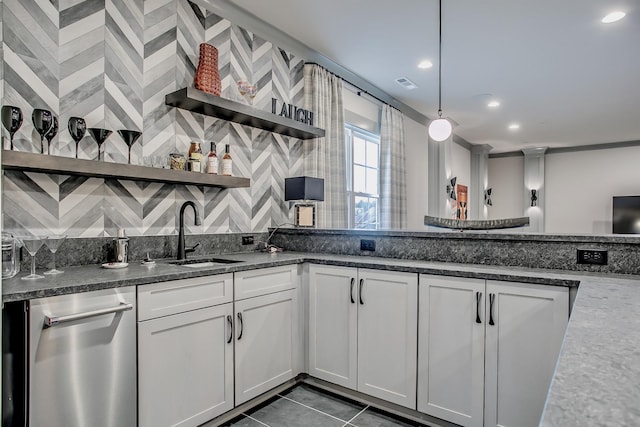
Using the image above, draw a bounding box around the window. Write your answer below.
[345,124,380,229]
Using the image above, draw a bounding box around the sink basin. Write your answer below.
[167,257,243,267]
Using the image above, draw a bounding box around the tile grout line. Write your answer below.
[276,393,354,424]
[241,413,271,427]
[343,405,369,426]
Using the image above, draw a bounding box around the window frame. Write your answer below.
[345,123,381,229]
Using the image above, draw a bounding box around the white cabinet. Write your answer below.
[484,280,568,427]
[308,265,418,409]
[418,275,569,427]
[234,266,300,405]
[137,274,234,427]
[417,276,485,427]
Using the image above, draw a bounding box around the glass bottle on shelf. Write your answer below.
[222,144,232,176]
[206,142,218,174]
[188,141,203,172]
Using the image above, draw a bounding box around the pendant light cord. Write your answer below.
[437,0,443,118]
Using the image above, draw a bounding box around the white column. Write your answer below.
[522,147,547,232]
[427,134,453,219]
[470,144,493,220]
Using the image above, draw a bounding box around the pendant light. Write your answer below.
[428,0,453,142]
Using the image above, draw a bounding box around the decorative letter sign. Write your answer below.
[272,98,314,126]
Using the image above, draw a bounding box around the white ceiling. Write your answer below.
[228,0,639,153]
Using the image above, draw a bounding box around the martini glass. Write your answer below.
[18,235,45,280]
[43,234,67,275]
[247,84,258,105]
[32,109,54,154]
[44,116,58,155]
[68,117,87,159]
[117,130,142,164]
[1,105,23,150]
[88,128,113,161]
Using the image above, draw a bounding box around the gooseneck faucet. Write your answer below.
[177,201,201,260]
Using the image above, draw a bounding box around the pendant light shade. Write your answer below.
[429,118,452,142]
[429,0,453,142]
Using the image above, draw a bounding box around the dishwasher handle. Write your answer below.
[44,302,133,328]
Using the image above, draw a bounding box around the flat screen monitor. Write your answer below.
[612,196,640,234]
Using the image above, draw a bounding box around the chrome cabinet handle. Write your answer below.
[359,279,364,305]
[227,315,233,343]
[489,293,495,326]
[350,278,355,304]
[476,292,482,324]
[237,312,244,340]
[44,302,133,328]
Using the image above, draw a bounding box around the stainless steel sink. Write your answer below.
[167,257,243,268]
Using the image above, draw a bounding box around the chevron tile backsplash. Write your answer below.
[2,0,309,237]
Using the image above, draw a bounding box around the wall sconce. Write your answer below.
[530,189,538,207]
[285,176,324,227]
[446,177,457,200]
[484,188,492,206]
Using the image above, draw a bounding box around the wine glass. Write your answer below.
[32,109,54,154]
[88,128,112,161]
[44,116,58,155]
[237,80,250,96]
[1,105,23,150]
[68,117,87,159]
[18,235,45,280]
[117,130,142,164]
[247,85,258,105]
[43,235,67,275]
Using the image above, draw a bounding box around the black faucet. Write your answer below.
[177,201,201,260]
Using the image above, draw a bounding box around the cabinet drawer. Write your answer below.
[138,273,233,321]
[234,265,298,300]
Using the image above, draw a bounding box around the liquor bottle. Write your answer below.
[206,142,218,174]
[222,144,232,176]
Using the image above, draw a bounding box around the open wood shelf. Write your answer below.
[165,87,325,140]
[1,150,250,188]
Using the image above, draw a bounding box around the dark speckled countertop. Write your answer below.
[3,250,639,426]
[2,251,591,303]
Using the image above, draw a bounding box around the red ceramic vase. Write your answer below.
[194,43,222,96]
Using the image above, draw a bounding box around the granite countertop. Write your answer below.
[2,250,638,426]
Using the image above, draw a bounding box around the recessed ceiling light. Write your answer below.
[508,123,520,130]
[418,60,433,69]
[602,11,626,23]
[487,101,500,108]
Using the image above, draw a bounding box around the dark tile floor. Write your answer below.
[223,384,424,427]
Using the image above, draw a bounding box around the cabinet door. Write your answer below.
[138,303,234,427]
[417,275,485,427]
[308,265,358,389]
[484,281,569,427]
[235,289,297,405]
[357,269,418,409]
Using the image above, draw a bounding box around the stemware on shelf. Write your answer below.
[117,130,142,165]
[44,116,58,155]
[237,80,250,96]
[18,235,45,280]
[88,128,113,161]
[247,85,258,105]
[43,234,67,275]
[1,105,23,150]
[68,117,87,159]
[32,109,54,154]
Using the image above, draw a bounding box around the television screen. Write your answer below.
[613,196,640,234]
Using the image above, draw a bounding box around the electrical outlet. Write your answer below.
[577,248,608,265]
[360,239,376,252]
[242,235,254,245]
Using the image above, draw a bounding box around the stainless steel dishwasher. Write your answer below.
[28,287,137,427]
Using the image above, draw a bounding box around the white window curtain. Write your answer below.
[303,63,347,228]
[380,104,407,229]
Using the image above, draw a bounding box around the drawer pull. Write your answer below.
[226,315,233,343]
[237,312,244,340]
